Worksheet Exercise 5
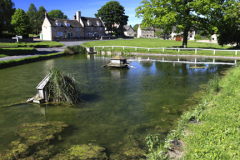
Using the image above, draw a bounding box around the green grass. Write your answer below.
[0,48,37,58]
[29,34,39,37]
[151,65,240,159]
[0,52,64,66]
[82,39,240,57]
[0,41,64,48]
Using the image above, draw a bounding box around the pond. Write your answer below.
[0,54,233,158]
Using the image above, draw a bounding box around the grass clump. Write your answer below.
[64,45,87,55]
[47,68,81,105]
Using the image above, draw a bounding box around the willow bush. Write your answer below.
[48,68,81,105]
[64,45,87,55]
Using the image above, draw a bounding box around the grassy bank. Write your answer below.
[0,41,64,48]
[82,39,240,57]
[0,47,37,58]
[150,64,240,159]
[0,52,64,69]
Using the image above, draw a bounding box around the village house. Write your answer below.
[137,25,154,38]
[41,11,105,41]
[124,25,135,36]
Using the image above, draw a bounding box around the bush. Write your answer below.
[64,45,87,55]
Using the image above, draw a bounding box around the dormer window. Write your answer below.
[66,23,70,27]
[57,23,61,26]
[97,21,101,26]
[87,20,92,26]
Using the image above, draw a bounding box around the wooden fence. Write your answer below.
[94,46,239,55]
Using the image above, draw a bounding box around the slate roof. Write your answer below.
[81,17,104,27]
[48,18,83,27]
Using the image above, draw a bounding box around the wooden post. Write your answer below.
[163,48,164,52]
[112,46,114,49]
[195,49,197,54]
[235,51,237,55]
[123,47,125,50]
[94,46,95,49]
[178,48,180,52]
[135,47,137,51]
[148,48,150,52]
[178,58,179,62]
[213,50,215,55]
[103,46,104,49]
[195,58,197,63]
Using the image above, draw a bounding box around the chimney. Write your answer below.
[74,14,76,20]
[45,11,47,18]
[76,11,81,22]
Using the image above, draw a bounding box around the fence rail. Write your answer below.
[94,46,239,55]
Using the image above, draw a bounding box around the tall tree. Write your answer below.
[217,1,240,46]
[11,8,30,36]
[26,3,37,34]
[36,6,46,34]
[0,0,15,32]
[133,24,139,31]
[135,0,234,48]
[95,1,128,33]
[48,9,67,19]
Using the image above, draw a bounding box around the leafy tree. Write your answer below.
[217,1,240,46]
[48,9,67,19]
[135,0,234,48]
[95,1,128,34]
[154,30,163,38]
[36,6,46,34]
[0,0,15,32]
[11,8,30,36]
[26,3,37,34]
[133,24,139,31]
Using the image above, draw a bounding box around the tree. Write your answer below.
[95,1,128,34]
[217,1,240,46]
[0,0,15,32]
[48,10,67,19]
[26,3,37,34]
[11,8,30,36]
[154,30,164,38]
[135,0,235,48]
[36,6,46,34]
[133,24,139,31]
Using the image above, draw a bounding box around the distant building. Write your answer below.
[137,24,154,38]
[41,11,105,40]
[124,25,135,36]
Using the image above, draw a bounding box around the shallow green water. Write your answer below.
[0,54,233,157]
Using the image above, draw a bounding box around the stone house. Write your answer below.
[137,25,154,38]
[124,25,135,36]
[41,11,105,41]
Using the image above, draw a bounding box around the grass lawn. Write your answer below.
[0,48,37,58]
[0,41,64,48]
[82,39,240,57]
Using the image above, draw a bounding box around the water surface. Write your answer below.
[0,54,232,156]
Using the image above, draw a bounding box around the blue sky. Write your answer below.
[13,0,143,26]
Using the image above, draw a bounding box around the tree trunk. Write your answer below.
[182,29,188,48]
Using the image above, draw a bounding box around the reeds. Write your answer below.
[47,68,80,105]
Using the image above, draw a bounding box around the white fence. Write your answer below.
[94,46,239,55]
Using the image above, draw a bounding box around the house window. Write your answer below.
[77,33,80,37]
[88,33,93,37]
[89,22,92,26]
[66,23,70,27]
[143,31,145,33]
[98,27,101,31]
[89,27,92,31]
[57,23,61,26]
[98,23,101,26]
[57,32,63,36]
[77,28,80,31]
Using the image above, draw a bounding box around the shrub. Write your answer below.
[64,45,87,55]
